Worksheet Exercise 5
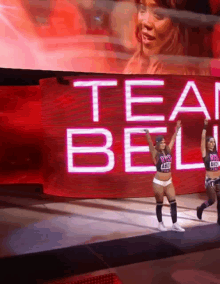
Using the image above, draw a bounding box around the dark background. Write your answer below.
[0,68,102,86]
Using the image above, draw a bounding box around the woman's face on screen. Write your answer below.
[138,0,176,56]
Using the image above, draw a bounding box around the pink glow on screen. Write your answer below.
[169,81,211,121]
[67,78,220,173]
[213,125,218,150]
[73,80,117,122]
[125,80,165,122]
[67,128,114,173]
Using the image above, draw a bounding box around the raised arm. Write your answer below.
[201,119,208,158]
[144,129,157,163]
[168,120,181,151]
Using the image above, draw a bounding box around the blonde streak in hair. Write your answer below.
[162,25,183,56]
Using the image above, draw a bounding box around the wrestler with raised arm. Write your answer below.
[144,121,185,231]
[197,119,220,224]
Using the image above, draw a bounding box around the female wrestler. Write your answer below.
[124,0,212,75]
[144,121,185,232]
[197,119,220,224]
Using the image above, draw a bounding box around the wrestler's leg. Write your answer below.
[153,182,164,223]
[165,182,185,232]
[165,182,177,224]
[197,183,216,220]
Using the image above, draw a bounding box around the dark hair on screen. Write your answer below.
[134,0,213,58]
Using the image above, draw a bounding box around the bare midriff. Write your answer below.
[206,170,220,179]
[155,171,172,181]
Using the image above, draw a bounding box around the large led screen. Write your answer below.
[1,0,220,75]
[41,74,220,198]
